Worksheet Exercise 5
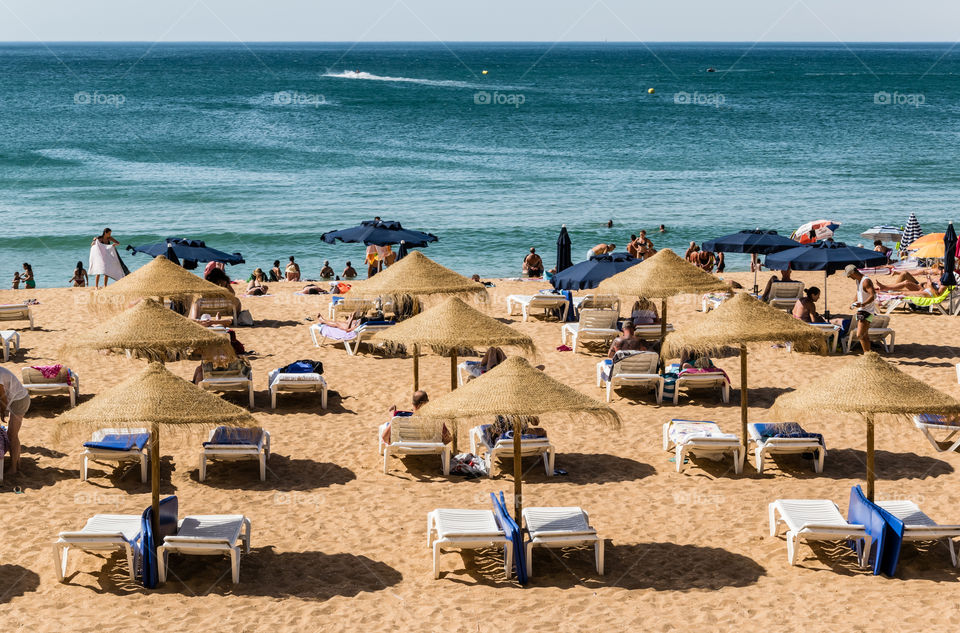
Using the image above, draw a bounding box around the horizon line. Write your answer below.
[0,40,957,45]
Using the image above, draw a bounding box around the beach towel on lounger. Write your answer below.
[203,426,264,447]
[667,420,737,443]
[84,433,150,452]
[752,422,825,448]
[318,324,357,341]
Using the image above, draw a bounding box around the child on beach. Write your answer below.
[11,272,20,289]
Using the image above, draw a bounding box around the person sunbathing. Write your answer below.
[761,267,795,301]
[315,310,365,334]
[246,268,269,295]
[792,286,826,323]
[607,321,647,358]
[877,271,941,296]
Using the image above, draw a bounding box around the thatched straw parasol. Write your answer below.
[663,292,826,453]
[349,251,487,300]
[371,296,536,391]
[773,352,960,500]
[56,363,255,534]
[94,255,234,313]
[417,357,620,521]
[66,298,233,361]
[597,248,728,345]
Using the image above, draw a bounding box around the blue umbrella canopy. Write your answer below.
[764,241,888,273]
[556,225,573,273]
[128,238,244,269]
[551,252,639,291]
[702,229,798,254]
[320,219,438,247]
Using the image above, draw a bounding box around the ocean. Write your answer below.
[1,42,958,286]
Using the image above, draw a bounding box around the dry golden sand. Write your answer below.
[3,270,960,632]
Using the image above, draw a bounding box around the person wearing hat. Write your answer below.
[845,264,876,352]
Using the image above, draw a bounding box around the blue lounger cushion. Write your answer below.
[491,491,527,584]
[203,426,264,447]
[84,433,150,452]
[140,495,179,589]
[847,485,904,576]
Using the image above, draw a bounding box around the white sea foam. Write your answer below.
[322,70,476,88]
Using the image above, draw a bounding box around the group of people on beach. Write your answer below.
[520,226,667,278]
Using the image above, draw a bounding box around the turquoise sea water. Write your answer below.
[1,42,959,286]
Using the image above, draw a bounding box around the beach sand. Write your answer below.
[3,269,960,632]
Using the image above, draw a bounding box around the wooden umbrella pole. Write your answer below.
[866,414,876,502]
[412,344,420,392]
[450,353,459,453]
[740,344,748,452]
[660,299,668,351]
[513,417,523,524]
[150,420,161,540]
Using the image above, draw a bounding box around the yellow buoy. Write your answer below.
[482,70,488,75]
[647,88,655,94]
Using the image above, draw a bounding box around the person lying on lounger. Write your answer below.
[877,271,942,296]
[314,310,366,334]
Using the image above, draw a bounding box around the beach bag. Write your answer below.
[237,310,254,326]
[282,359,323,375]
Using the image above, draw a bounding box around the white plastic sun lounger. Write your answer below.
[457,360,483,386]
[380,416,451,475]
[427,508,512,579]
[561,309,619,353]
[0,304,34,329]
[199,428,271,482]
[595,352,663,403]
[81,427,150,483]
[268,370,327,409]
[328,296,377,320]
[469,424,555,477]
[344,322,394,355]
[766,281,805,311]
[633,323,674,340]
[768,499,871,567]
[842,314,895,353]
[21,367,79,407]
[522,507,603,576]
[747,423,825,474]
[876,499,960,567]
[663,419,743,474]
[672,372,730,405]
[193,296,238,321]
[1,330,20,362]
[54,513,143,581]
[199,368,254,408]
[506,294,569,322]
[157,514,251,584]
[913,414,960,453]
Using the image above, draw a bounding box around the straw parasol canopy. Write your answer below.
[773,352,960,500]
[93,255,234,313]
[66,298,233,361]
[56,362,256,538]
[663,292,827,453]
[597,248,729,344]
[349,251,487,301]
[417,356,619,520]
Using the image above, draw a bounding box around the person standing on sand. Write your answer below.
[21,263,35,289]
[70,261,88,287]
[845,264,876,353]
[89,228,125,288]
[522,247,544,277]
[0,365,30,476]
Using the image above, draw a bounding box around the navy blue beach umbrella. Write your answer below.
[551,252,639,291]
[764,241,887,317]
[320,219,439,247]
[942,222,957,314]
[128,238,244,270]
[556,225,573,273]
[702,229,800,293]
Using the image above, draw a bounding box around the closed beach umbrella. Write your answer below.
[764,242,887,318]
[321,219,439,247]
[664,293,826,453]
[129,238,244,269]
[791,220,841,244]
[597,249,728,347]
[702,229,799,293]
[556,224,573,273]
[773,352,960,500]
[66,298,232,362]
[943,222,957,315]
[861,226,904,243]
[901,212,924,254]
[551,252,638,291]
[95,255,234,314]
[55,363,256,572]
[416,357,619,521]
[397,240,409,260]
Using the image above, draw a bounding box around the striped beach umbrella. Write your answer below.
[900,212,924,253]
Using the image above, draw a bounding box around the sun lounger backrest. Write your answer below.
[768,281,804,301]
[394,418,443,443]
[870,315,890,329]
[615,351,659,374]
[578,309,618,330]
[580,295,620,313]
[21,366,71,384]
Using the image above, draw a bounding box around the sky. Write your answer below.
[0,0,957,42]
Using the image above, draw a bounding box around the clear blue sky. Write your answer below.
[0,0,956,42]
